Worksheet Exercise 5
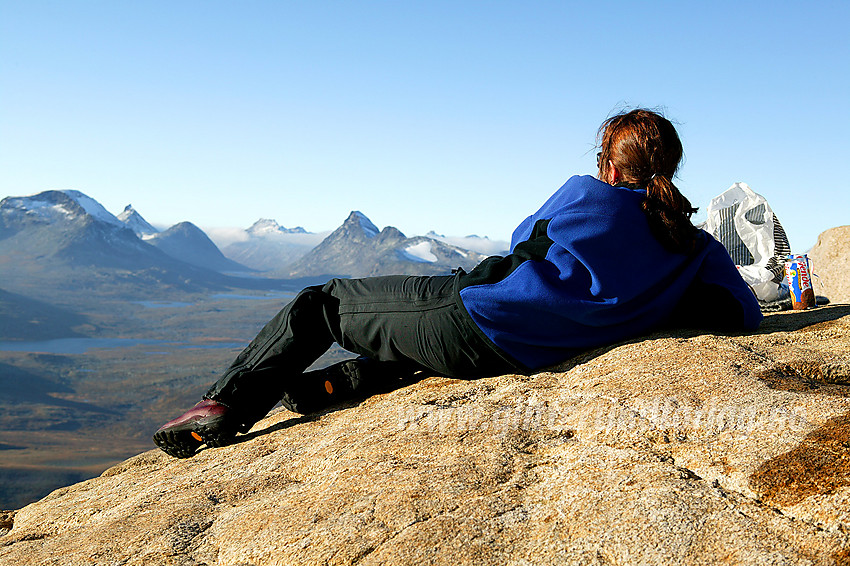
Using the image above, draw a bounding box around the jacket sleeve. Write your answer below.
[668,234,763,331]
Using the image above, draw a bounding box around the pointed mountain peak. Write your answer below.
[344,211,379,238]
[117,203,158,237]
[248,218,282,234]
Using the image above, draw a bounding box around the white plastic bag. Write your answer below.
[702,182,791,302]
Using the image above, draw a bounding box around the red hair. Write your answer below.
[597,109,698,253]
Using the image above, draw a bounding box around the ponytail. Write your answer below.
[642,174,698,254]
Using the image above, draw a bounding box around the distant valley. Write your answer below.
[0,189,508,509]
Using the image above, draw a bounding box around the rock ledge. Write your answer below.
[3,307,850,565]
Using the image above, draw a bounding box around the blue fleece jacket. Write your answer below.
[456,175,762,370]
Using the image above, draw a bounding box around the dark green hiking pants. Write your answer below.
[204,275,518,427]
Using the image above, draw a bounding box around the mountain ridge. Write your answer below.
[284,211,488,278]
[0,190,288,297]
[1,190,508,279]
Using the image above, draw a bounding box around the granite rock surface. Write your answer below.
[3,306,850,565]
[809,225,850,304]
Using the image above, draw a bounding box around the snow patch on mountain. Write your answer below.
[6,198,71,220]
[59,190,124,228]
[400,241,438,263]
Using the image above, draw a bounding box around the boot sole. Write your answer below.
[153,416,237,459]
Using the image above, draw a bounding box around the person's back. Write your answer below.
[457,174,761,369]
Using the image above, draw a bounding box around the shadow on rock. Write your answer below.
[234,414,319,445]
[754,304,850,334]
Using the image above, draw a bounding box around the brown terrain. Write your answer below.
[0,290,352,510]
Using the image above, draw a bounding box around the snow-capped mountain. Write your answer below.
[117,204,159,238]
[147,222,252,273]
[1,189,498,296]
[246,218,307,237]
[284,211,488,278]
[219,219,327,271]
[0,189,126,232]
[0,190,149,264]
[0,190,270,297]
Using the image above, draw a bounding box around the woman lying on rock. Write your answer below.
[154,108,762,458]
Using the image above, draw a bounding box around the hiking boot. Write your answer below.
[153,399,242,458]
[279,357,421,414]
[278,361,355,415]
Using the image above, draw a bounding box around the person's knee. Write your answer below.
[287,285,341,343]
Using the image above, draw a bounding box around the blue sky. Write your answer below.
[1,1,848,250]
